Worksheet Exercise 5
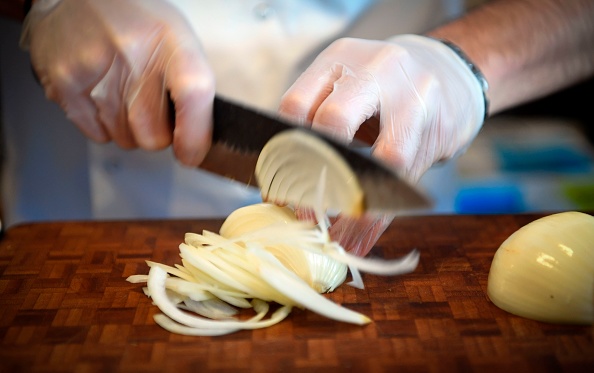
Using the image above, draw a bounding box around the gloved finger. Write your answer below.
[62,94,110,143]
[278,63,339,126]
[372,96,425,183]
[374,115,430,183]
[91,54,137,149]
[164,44,216,167]
[293,207,393,258]
[329,213,394,257]
[310,64,379,143]
[30,37,114,144]
[371,63,438,183]
[43,70,110,143]
[126,61,173,151]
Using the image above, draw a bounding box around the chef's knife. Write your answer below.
[199,96,431,213]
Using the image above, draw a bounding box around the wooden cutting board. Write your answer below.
[0,214,592,372]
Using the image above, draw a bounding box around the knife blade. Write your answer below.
[199,96,431,213]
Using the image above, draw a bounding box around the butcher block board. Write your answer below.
[0,214,592,372]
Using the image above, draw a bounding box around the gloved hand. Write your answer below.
[294,208,393,258]
[280,35,486,256]
[21,0,215,166]
[279,35,486,183]
[329,213,394,257]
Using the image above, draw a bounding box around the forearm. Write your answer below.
[427,0,594,116]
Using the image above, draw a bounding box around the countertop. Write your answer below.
[0,214,592,372]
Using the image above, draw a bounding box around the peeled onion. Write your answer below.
[487,211,594,324]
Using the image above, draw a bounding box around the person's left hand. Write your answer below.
[278,35,485,183]
[279,35,486,255]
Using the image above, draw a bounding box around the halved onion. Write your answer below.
[487,211,594,324]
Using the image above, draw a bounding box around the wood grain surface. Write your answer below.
[0,214,593,372]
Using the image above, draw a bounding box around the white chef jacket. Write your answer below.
[0,0,463,227]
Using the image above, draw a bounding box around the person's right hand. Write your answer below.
[21,0,215,166]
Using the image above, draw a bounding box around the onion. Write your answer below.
[147,266,292,336]
[487,211,594,324]
[127,202,418,335]
[255,129,364,217]
[126,130,420,335]
[220,203,347,292]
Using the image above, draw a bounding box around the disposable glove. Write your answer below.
[328,213,394,257]
[21,0,215,166]
[279,34,486,183]
[294,207,394,258]
[280,35,486,256]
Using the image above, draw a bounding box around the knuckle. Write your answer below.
[279,90,310,117]
[327,37,357,52]
[373,44,410,69]
[174,70,216,102]
[318,100,349,123]
[140,136,171,151]
[373,141,411,171]
[112,137,138,150]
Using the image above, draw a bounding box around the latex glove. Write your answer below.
[280,35,486,256]
[21,0,215,166]
[279,35,486,183]
[327,213,394,257]
[294,206,393,257]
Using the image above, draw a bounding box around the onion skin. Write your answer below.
[487,211,594,324]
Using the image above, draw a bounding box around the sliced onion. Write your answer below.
[147,266,293,334]
[251,246,371,325]
[255,129,364,217]
[182,298,238,319]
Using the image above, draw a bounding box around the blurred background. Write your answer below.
[1,0,593,223]
[346,0,594,215]
[419,91,594,214]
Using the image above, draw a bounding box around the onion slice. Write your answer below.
[147,266,292,335]
[255,129,364,217]
[251,246,371,325]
